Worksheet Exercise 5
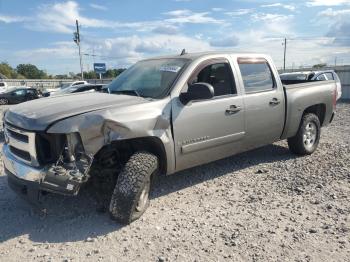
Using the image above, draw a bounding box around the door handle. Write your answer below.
[226,105,242,114]
[269,98,280,106]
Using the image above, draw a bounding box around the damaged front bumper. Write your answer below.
[3,144,85,203]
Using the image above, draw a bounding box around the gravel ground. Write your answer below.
[0,103,349,262]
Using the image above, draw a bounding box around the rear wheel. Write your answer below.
[288,113,321,155]
[0,98,8,105]
[109,151,158,224]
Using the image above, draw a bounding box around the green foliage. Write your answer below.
[16,64,48,79]
[0,61,126,80]
[0,62,24,79]
[312,63,327,69]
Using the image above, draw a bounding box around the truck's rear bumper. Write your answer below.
[3,144,82,203]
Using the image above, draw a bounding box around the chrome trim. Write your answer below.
[4,124,39,166]
[3,144,45,182]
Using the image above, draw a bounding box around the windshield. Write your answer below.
[60,83,72,89]
[107,58,189,98]
[280,73,308,80]
[54,86,79,95]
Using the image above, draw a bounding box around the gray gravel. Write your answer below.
[0,103,349,262]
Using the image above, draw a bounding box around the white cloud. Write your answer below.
[251,13,294,34]
[0,15,29,23]
[225,9,253,16]
[306,0,350,6]
[212,8,224,12]
[210,35,239,47]
[152,25,179,35]
[89,3,107,11]
[317,8,350,46]
[164,9,224,24]
[318,8,350,16]
[261,3,296,11]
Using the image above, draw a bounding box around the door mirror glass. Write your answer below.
[180,82,214,104]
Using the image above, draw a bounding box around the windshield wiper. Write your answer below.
[110,90,141,97]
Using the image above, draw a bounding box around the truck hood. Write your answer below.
[5,92,149,131]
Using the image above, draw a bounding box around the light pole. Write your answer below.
[73,20,83,79]
[282,38,287,71]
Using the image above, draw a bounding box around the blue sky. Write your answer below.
[0,0,349,74]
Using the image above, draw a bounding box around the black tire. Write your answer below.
[109,151,158,224]
[0,98,8,105]
[288,113,321,155]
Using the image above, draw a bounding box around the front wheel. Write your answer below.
[0,98,9,105]
[109,152,158,224]
[288,113,321,155]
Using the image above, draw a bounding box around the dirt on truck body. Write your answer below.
[2,51,337,224]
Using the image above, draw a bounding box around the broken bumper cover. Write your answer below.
[3,144,82,203]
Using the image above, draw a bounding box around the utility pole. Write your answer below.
[284,38,287,71]
[73,20,83,79]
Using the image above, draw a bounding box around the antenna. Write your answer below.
[180,49,186,55]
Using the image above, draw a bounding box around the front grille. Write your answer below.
[7,129,28,143]
[4,124,38,166]
[9,146,31,161]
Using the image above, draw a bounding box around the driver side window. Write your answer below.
[191,62,236,97]
[13,89,26,96]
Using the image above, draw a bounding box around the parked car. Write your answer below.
[59,81,89,89]
[3,52,337,224]
[0,82,8,93]
[280,70,342,99]
[50,84,106,96]
[0,87,40,105]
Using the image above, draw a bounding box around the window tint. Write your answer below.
[13,89,26,96]
[316,74,326,81]
[238,60,274,93]
[0,83,5,87]
[26,89,36,95]
[192,63,236,96]
[325,73,334,80]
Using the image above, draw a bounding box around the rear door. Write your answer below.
[172,58,245,171]
[237,57,285,149]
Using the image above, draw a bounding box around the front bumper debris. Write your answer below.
[3,144,85,203]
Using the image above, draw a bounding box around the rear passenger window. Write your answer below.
[191,62,236,96]
[238,59,275,93]
[316,74,327,81]
[325,73,334,80]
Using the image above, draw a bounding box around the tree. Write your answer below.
[104,68,126,78]
[0,62,24,79]
[312,63,327,69]
[16,64,48,79]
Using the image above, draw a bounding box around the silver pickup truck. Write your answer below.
[2,52,337,224]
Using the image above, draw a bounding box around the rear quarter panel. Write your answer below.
[281,81,335,139]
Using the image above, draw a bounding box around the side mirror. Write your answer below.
[179,82,214,105]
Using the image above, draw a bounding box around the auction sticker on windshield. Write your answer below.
[160,65,181,73]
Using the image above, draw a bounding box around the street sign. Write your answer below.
[94,63,106,74]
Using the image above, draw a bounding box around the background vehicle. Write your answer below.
[59,81,89,89]
[49,84,106,96]
[0,87,40,104]
[3,52,336,224]
[0,82,8,93]
[280,70,342,99]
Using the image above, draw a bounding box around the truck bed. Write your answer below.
[281,80,336,139]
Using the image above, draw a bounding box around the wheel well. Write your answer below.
[304,104,326,126]
[93,137,167,175]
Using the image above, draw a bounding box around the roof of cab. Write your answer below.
[141,51,269,61]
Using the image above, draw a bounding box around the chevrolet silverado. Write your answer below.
[2,52,337,224]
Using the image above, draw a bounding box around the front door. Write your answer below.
[172,59,245,171]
